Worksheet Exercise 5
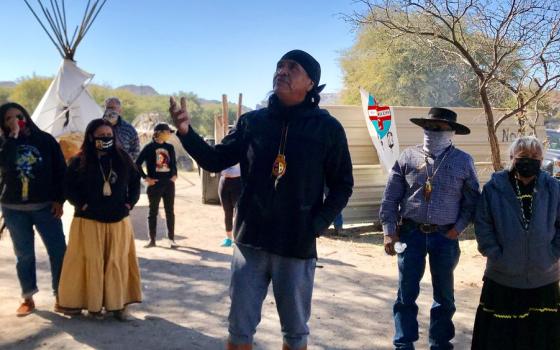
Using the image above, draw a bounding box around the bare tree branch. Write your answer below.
[346,0,560,170]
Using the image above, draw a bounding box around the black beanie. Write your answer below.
[279,49,323,90]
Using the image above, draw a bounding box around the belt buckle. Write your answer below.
[418,223,436,234]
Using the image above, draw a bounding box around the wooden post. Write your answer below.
[222,94,228,139]
[214,113,222,144]
[237,93,243,123]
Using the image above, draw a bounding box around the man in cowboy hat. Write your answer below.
[380,107,480,349]
[169,49,353,350]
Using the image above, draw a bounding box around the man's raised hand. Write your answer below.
[169,96,190,135]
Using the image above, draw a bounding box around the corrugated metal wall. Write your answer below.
[324,105,545,224]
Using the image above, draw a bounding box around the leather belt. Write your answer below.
[402,218,453,234]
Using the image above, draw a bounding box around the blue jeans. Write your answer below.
[3,205,66,298]
[228,244,316,349]
[393,223,460,350]
[333,212,343,229]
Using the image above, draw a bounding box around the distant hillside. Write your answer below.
[255,91,341,109]
[1,79,254,117]
[198,97,252,114]
[0,81,16,88]
[198,98,221,105]
[320,92,341,105]
[117,84,159,96]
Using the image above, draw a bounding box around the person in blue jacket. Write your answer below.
[473,136,560,349]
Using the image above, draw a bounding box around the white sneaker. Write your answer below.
[166,238,179,248]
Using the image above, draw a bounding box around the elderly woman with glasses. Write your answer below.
[472,136,560,349]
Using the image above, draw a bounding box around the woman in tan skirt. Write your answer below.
[58,118,142,320]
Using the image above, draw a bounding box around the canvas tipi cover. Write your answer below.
[32,59,102,137]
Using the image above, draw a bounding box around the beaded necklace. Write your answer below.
[513,177,535,230]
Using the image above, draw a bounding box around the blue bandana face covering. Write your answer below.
[423,130,455,157]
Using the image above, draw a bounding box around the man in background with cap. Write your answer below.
[380,107,480,350]
[136,123,178,248]
[104,97,140,160]
[169,49,353,350]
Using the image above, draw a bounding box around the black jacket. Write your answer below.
[136,141,177,180]
[0,131,66,205]
[178,102,353,259]
[64,153,141,223]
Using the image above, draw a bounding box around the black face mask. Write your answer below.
[94,136,114,151]
[514,157,541,178]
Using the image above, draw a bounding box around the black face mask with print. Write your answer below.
[514,157,541,178]
[94,137,114,151]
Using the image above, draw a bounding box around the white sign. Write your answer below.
[360,88,400,173]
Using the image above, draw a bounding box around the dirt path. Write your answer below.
[0,172,485,350]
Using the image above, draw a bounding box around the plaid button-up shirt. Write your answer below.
[114,117,140,160]
[380,145,480,236]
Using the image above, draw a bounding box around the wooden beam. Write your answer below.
[237,93,243,122]
[222,94,229,137]
[214,113,223,144]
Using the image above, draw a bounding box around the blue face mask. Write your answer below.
[423,130,455,156]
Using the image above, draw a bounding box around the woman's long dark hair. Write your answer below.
[78,118,137,176]
[0,102,42,135]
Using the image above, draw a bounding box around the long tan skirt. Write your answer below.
[58,216,142,312]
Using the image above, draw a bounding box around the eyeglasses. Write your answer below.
[15,114,24,120]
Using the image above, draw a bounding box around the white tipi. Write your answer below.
[32,60,102,137]
[25,0,107,138]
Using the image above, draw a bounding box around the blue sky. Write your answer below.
[0,0,362,108]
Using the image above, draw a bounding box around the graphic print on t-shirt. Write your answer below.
[16,145,43,179]
[16,145,43,201]
[155,148,170,172]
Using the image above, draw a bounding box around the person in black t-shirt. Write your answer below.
[136,123,178,248]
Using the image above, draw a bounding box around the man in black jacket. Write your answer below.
[170,50,353,350]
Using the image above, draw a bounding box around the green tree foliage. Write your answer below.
[89,85,141,122]
[340,26,516,108]
[347,0,560,169]
[8,78,243,138]
[9,76,52,112]
[0,87,12,105]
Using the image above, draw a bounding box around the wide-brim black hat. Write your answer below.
[410,107,470,135]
